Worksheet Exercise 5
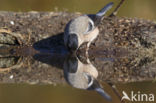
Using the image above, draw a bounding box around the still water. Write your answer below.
[0,81,155,103]
[0,51,156,103]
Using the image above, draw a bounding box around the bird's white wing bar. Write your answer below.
[96,2,114,17]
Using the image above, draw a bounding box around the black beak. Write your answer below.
[65,54,78,73]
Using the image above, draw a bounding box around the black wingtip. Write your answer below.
[95,88,112,101]
[96,2,114,17]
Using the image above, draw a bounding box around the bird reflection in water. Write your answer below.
[63,54,112,101]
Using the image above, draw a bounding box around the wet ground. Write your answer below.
[0,12,156,103]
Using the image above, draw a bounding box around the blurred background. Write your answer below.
[0,0,156,103]
[0,0,156,20]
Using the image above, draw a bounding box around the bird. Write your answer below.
[63,55,112,101]
[64,2,114,53]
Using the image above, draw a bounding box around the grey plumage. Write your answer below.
[64,2,114,52]
[63,55,98,89]
[63,55,112,101]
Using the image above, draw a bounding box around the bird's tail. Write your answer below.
[96,2,114,17]
[95,88,112,101]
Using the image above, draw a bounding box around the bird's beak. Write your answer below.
[67,34,78,53]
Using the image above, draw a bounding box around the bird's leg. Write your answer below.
[109,0,125,17]
[86,41,91,57]
[86,56,91,64]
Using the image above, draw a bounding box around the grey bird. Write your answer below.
[63,55,112,101]
[64,2,114,53]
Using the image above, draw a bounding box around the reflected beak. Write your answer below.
[67,34,78,53]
